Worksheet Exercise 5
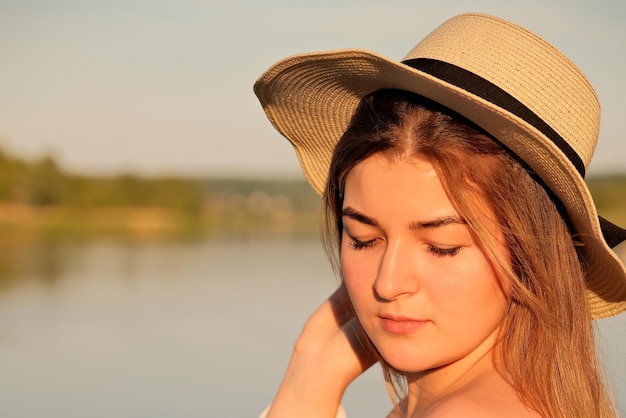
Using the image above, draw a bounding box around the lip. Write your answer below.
[378,315,430,335]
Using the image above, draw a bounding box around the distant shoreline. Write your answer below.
[0,147,623,240]
[0,201,321,240]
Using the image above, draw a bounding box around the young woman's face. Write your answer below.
[340,153,510,374]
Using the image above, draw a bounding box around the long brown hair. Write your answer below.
[322,89,616,417]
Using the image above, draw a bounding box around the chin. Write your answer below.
[375,344,443,374]
[386,359,440,374]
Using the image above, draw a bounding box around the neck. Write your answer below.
[404,328,502,415]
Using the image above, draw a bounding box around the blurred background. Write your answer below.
[0,0,625,417]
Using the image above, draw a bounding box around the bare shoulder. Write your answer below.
[419,381,541,418]
[422,394,540,418]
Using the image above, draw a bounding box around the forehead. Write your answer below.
[343,154,456,217]
[342,152,501,227]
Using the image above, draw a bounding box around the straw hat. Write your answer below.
[254,13,626,318]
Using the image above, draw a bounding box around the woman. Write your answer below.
[254,13,626,417]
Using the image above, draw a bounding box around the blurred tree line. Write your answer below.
[586,176,626,226]
[0,146,321,238]
[0,149,203,212]
[0,145,622,238]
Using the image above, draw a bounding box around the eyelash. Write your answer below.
[349,238,461,257]
[350,238,377,250]
[428,245,461,257]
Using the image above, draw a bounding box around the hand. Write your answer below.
[294,284,377,380]
[265,284,378,418]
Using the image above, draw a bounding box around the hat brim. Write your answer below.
[254,49,626,319]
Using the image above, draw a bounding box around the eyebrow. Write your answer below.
[342,207,379,226]
[341,207,466,230]
[409,215,467,230]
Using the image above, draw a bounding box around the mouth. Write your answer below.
[378,315,430,335]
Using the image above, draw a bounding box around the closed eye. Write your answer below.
[350,237,378,250]
[428,244,461,257]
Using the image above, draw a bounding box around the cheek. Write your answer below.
[340,251,361,290]
[340,250,376,308]
[436,277,507,312]
[430,257,509,323]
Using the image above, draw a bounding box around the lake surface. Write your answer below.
[0,237,624,417]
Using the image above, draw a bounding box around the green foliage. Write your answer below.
[587,175,626,207]
[0,145,320,237]
[0,147,203,213]
[587,174,626,225]
[0,148,30,202]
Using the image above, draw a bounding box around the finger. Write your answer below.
[328,284,354,326]
[341,317,379,372]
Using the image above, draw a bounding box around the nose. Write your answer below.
[373,237,420,301]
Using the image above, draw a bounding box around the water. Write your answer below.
[0,238,623,417]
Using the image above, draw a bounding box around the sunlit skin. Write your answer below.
[341,153,513,412]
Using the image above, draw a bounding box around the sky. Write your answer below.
[1,0,625,179]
